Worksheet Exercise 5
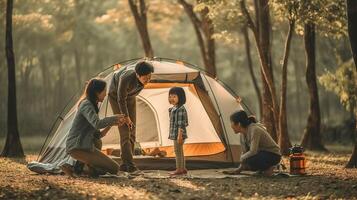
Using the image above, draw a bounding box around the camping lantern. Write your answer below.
[289,145,306,175]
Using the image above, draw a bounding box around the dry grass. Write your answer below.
[0,151,357,200]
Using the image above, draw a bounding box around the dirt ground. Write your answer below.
[1,151,357,200]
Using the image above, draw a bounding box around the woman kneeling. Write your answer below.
[225,110,281,176]
[64,78,124,177]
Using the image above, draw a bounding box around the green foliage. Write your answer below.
[271,0,302,22]
[272,0,347,38]
[319,60,357,113]
[200,0,347,42]
[195,0,246,44]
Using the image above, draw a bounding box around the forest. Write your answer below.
[0,0,357,199]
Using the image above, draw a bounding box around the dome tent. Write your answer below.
[37,57,246,170]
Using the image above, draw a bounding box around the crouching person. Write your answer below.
[62,78,125,177]
[224,110,281,176]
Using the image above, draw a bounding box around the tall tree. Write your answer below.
[347,0,357,71]
[178,0,216,77]
[344,0,357,168]
[299,0,347,151]
[128,0,154,58]
[1,0,25,157]
[278,20,294,155]
[272,0,302,155]
[300,23,326,151]
[241,0,279,141]
[242,25,262,117]
[201,0,278,139]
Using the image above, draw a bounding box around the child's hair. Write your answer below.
[169,87,186,107]
[135,61,154,76]
[230,110,257,128]
[78,78,107,113]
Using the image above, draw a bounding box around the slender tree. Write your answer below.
[278,20,294,155]
[240,0,279,141]
[347,0,357,71]
[298,0,346,151]
[345,0,357,167]
[300,23,327,151]
[178,0,217,77]
[128,0,154,58]
[1,0,25,157]
[272,0,302,155]
[242,25,262,117]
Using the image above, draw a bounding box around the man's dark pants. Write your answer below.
[109,96,137,169]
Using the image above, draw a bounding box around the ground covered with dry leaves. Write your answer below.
[1,150,357,200]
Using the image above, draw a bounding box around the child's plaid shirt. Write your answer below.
[168,105,188,140]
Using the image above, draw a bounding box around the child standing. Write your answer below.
[168,87,189,176]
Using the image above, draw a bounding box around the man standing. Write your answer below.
[108,61,154,172]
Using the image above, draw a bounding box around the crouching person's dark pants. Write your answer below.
[243,151,281,171]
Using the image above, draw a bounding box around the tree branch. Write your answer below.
[178,0,207,63]
[240,0,257,36]
[139,0,147,26]
[178,0,202,26]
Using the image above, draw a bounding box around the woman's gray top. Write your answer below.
[66,99,118,153]
[240,123,281,161]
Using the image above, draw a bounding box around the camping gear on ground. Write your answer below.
[100,148,114,155]
[289,145,306,175]
[33,57,251,172]
[144,147,167,157]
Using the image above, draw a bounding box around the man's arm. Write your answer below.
[117,72,132,117]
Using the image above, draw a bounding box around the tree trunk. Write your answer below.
[253,0,260,35]
[347,0,357,71]
[279,21,294,156]
[1,0,25,157]
[345,109,357,168]
[346,0,357,167]
[128,0,154,58]
[201,6,216,77]
[300,23,327,151]
[240,0,278,141]
[178,0,216,77]
[257,0,278,141]
[242,25,262,117]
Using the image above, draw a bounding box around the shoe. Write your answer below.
[182,169,188,174]
[127,166,140,174]
[87,167,106,178]
[263,166,274,176]
[60,164,76,178]
[119,164,128,172]
[73,161,85,175]
[169,170,186,176]
[222,170,241,175]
